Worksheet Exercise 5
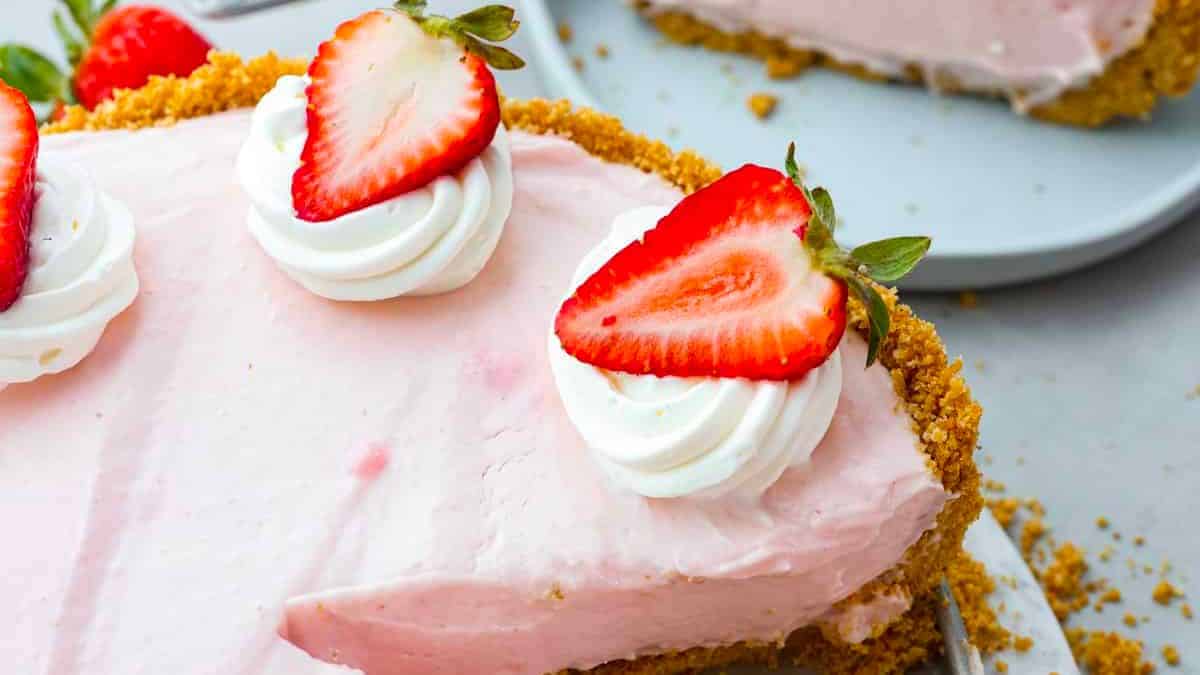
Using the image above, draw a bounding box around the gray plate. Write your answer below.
[522,0,1200,290]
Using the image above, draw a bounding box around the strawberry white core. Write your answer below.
[312,16,478,198]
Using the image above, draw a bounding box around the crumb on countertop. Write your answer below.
[987,497,1021,528]
[1163,644,1181,667]
[957,290,979,309]
[1097,517,1111,530]
[994,660,1008,673]
[1020,518,1048,563]
[571,56,585,72]
[1182,603,1194,620]
[989,496,1174,674]
[746,93,779,120]
[1042,542,1089,620]
[557,21,573,43]
[1013,636,1034,653]
[1067,630,1155,675]
[1153,580,1183,606]
[595,43,611,59]
[984,479,1006,493]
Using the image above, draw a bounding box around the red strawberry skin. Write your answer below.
[555,165,847,381]
[0,83,39,312]
[292,10,501,222]
[75,5,213,110]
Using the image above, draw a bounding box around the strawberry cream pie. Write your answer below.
[636,0,1200,126]
[6,3,983,674]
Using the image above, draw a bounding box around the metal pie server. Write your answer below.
[935,579,985,675]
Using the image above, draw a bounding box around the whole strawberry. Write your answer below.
[0,1,213,117]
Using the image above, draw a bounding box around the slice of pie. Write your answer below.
[634,0,1200,126]
[5,5,984,674]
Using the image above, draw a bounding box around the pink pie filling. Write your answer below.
[1,111,946,675]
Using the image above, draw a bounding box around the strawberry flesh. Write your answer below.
[0,83,39,312]
[293,10,501,222]
[556,165,847,381]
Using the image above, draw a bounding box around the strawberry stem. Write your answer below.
[785,143,931,367]
[393,2,526,70]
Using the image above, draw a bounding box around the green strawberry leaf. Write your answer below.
[845,276,890,367]
[0,44,69,103]
[61,0,95,39]
[851,236,932,282]
[782,142,929,369]
[455,5,519,41]
[463,38,526,70]
[98,0,119,16]
[53,10,86,67]
[785,142,804,185]
[393,0,429,18]
[807,186,836,234]
[395,2,525,70]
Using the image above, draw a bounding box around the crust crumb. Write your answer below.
[1152,580,1183,606]
[1163,644,1181,666]
[746,92,779,119]
[1067,630,1156,675]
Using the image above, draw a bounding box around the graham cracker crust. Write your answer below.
[43,53,985,674]
[640,0,1200,127]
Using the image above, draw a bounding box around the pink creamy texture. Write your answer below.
[1,111,946,675]
[824,589,913,643]
[640,0,1157,107]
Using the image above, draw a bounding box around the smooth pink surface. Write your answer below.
[1,111,945,675]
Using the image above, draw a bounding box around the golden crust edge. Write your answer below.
[641,0,1200,127]
[42,52,984,674]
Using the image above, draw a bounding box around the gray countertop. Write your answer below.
[8,0,1197,670]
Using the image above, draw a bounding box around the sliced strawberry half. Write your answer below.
[293,4,525,222]
[0,83,39,312]
[556,146,932,380]
[556,165,847,381]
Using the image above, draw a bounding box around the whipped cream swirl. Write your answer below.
[0,160,138,385]
[236,75,513,301]
[550,206,843,500]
